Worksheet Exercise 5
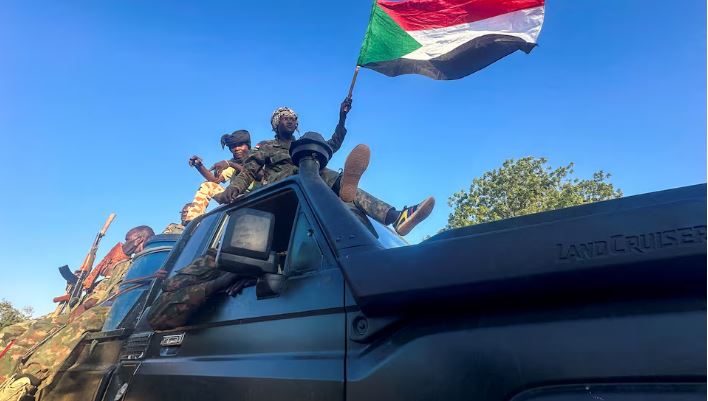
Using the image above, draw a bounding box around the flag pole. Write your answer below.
[346,65,360,99]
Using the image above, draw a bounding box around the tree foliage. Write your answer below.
[446,157,623,230]
[0,299,33,330]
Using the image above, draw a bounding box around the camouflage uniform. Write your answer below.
[80,259,132,309]
[0,315,67,385]
[226,125,393,223]
[0,258,133,400]
[162,223,185,235]
[147,251,231,330]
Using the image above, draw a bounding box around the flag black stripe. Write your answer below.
[362,34,535,80]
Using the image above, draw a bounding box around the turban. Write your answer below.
[221,130,251,149]
[270,107,298,132]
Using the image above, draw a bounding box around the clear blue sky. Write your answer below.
[0,0,705,316]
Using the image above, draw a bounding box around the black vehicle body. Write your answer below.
[42,234,180,401]
[46,161,706,401]
[108,161,705,401]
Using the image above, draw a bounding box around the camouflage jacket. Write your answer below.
[81,258,132,308]
[147,251,224,330]
[227,123,347,195]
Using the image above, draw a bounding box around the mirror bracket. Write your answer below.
[256,273,286,298]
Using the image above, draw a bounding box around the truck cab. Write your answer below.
[105,146,706,401]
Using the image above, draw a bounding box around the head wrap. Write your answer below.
[221,130,251,149]
[270,107,298,132]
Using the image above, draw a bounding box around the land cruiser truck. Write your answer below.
[45,135,707,401]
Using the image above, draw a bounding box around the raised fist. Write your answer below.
[188,155,203,167]
[340,97,352,120]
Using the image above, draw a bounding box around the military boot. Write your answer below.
[339,144,370,203]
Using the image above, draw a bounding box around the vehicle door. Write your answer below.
[124,187,345,401]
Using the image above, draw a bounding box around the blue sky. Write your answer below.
[0,0,705,315]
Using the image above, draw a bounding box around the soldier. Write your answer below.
[0,226,155,400]
[147,250,249,331]
[0,227,149,386]
[162,205,192,235]
[0,316,67,385]
[215,101,434,236]
[183,130,253,222]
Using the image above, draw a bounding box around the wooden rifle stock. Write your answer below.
[52,294,70,303]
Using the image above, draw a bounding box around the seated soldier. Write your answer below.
[215,104,434,236]
[183,130,254,222]
[0,226,155,401]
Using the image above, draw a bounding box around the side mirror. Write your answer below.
[216,208,278,276]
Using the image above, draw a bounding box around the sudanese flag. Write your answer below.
[357,0,545,80]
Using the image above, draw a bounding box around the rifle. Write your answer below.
[53,213,117,315]
[82,242,128,291]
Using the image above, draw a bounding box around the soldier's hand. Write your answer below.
[340,97,352,120]
[210,160,230,176]
[214,187,239,204]
[155,269,168,279]
[189,155,203,167]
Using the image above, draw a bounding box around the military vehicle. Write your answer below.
[47,136,707,401]
[42,234,180,401]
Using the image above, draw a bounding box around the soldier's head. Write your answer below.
[180,203,194,226]
[271,107,298,139]
[220,130,251,160]
[122,225,155,256]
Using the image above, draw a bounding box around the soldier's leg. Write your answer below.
[319,168,340,188]
[186,182,225,221]
[353,189,394,225]
[339,144,370,202]
[352,190,435,236]
[320,145,370,202]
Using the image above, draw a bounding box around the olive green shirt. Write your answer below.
[227,123,347,194]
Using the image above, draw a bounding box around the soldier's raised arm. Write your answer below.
[327,97,352,154]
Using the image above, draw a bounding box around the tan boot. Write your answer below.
[339,144,370,203]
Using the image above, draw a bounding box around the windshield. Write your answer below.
[346,204,407,248]
[102,247,171,331]
[368,217,408,248]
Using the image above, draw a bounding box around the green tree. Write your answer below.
[0,299,33,330]
[446,157,623,230]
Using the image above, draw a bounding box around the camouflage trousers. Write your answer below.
[0,307,109,401]
[186,181,226,222]
[320,168,392,224]
[0,315,68,385]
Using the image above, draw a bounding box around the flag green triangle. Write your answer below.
[357,3,422,66]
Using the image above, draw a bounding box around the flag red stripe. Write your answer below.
[377,0,544,31]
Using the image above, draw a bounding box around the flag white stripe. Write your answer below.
[403,6,544,61]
